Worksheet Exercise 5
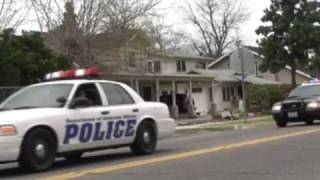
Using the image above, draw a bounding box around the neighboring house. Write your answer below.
[208,46,312,85]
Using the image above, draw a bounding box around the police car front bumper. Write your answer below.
[0,136,22,163]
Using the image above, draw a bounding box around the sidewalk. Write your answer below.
[175,116,273,130]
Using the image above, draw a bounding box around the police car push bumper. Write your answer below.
[0,136,22,163]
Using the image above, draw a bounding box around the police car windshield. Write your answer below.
[288,84,320,98]
[1,84,73,110]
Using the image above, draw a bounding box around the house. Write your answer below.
[40,2,311,119]
[208,46,313,85]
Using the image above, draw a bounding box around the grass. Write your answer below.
[178,116,274,134]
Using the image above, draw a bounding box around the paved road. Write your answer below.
[2,122,320,180]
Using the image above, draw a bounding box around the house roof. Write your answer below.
[171,54,215,61]
[188,70,238,82]
[207,51,233,68]
[189,70,282,85]
[243,75,282,85]
[208,46,312,79]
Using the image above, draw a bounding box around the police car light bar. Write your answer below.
[45,67,99,81]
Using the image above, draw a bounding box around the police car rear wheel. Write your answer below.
[276,118,287,128]
[19,129,56,172]
[130,121,157,155]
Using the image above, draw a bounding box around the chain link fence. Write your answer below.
[0,87,21,103]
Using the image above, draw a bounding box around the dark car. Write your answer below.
[272,82,320,127]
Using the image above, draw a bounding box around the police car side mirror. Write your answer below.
[69,97,91,109]
[57,97,67,105]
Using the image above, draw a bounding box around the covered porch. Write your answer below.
[101,73,216,119]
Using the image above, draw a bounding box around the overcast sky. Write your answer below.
[20,0,271,47]
[158,0,271,46]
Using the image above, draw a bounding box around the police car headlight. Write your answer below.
[0,125,17,136]
[307,102,319,110]
[272,104,282,112]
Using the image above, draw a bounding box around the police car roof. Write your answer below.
[32,79,123,86]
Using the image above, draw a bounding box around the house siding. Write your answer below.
[211,57,230,69]
[230,48,257,75]
[276,69,309,84]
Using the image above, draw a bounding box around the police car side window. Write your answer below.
[74,83,102,106]
[101,83,134,105]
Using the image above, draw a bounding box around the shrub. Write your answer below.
[246,84,291,113]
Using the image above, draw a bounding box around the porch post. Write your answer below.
[130,78,134,89]
[170,80,179,119]
[209,80,217,117]
[187,80,195,118]
[156,80,160,102]
[172,80,176,106]
[188,80,193,105]
[211,81,215,103]
[135,80,140,94]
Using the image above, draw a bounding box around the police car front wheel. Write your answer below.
[19,128,57,172]
[275,118,287,128]
[130,121,157,155]
[305,119,314,125]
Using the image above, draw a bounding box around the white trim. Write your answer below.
[207,51,233,68]
[285,65,312,79]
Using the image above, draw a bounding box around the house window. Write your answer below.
[223,87,236,102]
[154,61,161,73]
[147,62,153,72]
[128,52,136,68]
[147,61,161,73]
[177,60,186,72]
[238,86,243,99]
[196,62,206,69]
[223,87,227,101]
[192,88,202,93]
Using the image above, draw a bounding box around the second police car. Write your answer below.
[272,79,320,127]
[0,67,175,172]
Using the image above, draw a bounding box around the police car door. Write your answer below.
[63,83,113,151]
[98,82,140,146]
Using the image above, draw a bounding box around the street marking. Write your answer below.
[44,128,320,180]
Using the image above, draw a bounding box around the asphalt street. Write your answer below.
[2,122,320,180]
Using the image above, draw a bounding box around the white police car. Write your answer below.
[0,68,175,172]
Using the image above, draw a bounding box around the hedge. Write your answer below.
[245,84,292,113]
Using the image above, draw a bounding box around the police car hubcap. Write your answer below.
[35,144,46,158]
[143,131,151,144]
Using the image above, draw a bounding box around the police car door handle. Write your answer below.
[101,111,110,115]
[132,109,139,113]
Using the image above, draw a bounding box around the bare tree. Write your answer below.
[103,0,161,32]
[29,0,105,34]
[0,0,28,31]
[29,0,161,68]
[144,18,188,53]
[183,0,249,57]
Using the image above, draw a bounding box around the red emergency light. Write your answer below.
[45,67,99,81]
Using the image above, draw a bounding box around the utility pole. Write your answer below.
[236,40,247,123]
